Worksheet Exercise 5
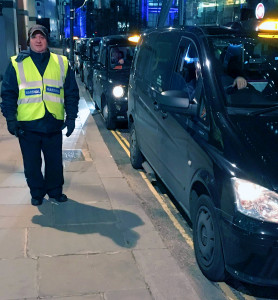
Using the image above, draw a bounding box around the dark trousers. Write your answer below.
[18,131,64,199]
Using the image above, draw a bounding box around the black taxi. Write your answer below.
[128,22,278,286]
[83,37,101,94]
[74,38,89,81]
[92,34,139,129]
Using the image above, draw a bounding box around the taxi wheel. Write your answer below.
[87,78,93,94]
[102,102,116,130]
[193,194,226,282]
[130,123,144,169]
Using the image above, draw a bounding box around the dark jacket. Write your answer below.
[1,48,79,133]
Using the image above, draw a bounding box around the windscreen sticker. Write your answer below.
[156,75,162,86]
[25,88,41,96]
[46,86,61,95]
[248,81,268,92]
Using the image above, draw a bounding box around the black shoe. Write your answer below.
[31,198,43,206]
[53,194,68,202]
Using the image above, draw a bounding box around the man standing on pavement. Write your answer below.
[1,25,79,206]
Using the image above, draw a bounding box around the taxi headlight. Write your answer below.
[232,177,278,223]
[112,85,124,98]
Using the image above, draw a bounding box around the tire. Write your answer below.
[129,123,144,169]
[102,101,116,130]
[193,194,226,282]
[87,77,93,94]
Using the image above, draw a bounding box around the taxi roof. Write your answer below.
[101,35,135,47]
[143,24,250,39]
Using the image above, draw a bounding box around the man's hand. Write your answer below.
[233,76,247,90]
[62,118,75,137]
[7,120,19,137]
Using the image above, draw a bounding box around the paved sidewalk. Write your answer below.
[0,88,202,299]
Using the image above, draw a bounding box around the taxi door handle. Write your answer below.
[153,101,159,111]
[161,111,168,119]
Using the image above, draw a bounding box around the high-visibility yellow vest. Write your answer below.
[11,53,69,121]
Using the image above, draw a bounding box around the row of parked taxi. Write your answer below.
[69,21,278,288]
[69,35,138,129]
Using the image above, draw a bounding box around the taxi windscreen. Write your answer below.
[109,45,135,70]
[210,35,278,107]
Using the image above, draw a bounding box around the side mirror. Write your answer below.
[158,90,197,116]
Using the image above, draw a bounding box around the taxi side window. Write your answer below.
[135,44,154,83]
[150,33,179,92]
[100,48,107,66]
[171,39,209,125]
[91,45,99,60]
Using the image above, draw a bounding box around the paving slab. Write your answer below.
[63,136,88,150]
[133,249,201,300]
[87,141,114,159]
[0,187,32,205]
[28,223,130,256]
[0,159,23,173]
[0,215,54,228]
[0,258,37,299]
[0,200,53,228]
[101,177,140,207]
[38,253,146,297]
[0,172,27,187]
[64,171,103,186]
[64,160,96,172]
[0,202,52,217]
[43,295,103,300]
[105,288,153,300]
[63,184,110,204]
[52,201,114,225]
[0,228,25,258]
[94,157,123,178]
[124,228,165,250]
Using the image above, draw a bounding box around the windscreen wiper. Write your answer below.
[248,105,278,116]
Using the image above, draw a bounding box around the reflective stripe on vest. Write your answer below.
[11,53,68,121]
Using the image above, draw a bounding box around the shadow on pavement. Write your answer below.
[32,198,144,249]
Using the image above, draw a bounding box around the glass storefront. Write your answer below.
[185,0,278,27]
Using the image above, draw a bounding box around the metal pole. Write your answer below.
[69,0,74,68]
[157,0,172,27]
[178,0,184,26]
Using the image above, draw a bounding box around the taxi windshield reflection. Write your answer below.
[210,35,278,108]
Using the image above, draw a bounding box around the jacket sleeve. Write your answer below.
[0,62,19,121]
[64,63,79,119]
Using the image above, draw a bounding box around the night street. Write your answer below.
[1,0,278,298]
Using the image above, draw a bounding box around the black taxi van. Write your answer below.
[92,35,138,129]
[74,38,89,81]
[83,37,101,93]
[128,23,278,286]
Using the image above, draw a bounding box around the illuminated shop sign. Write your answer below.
[255,3,265,19]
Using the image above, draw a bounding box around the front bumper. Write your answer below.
[219,210,278,286]
[109,97,128,120]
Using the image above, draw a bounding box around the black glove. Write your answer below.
[62,118,75,137]
[7,120,19,137]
